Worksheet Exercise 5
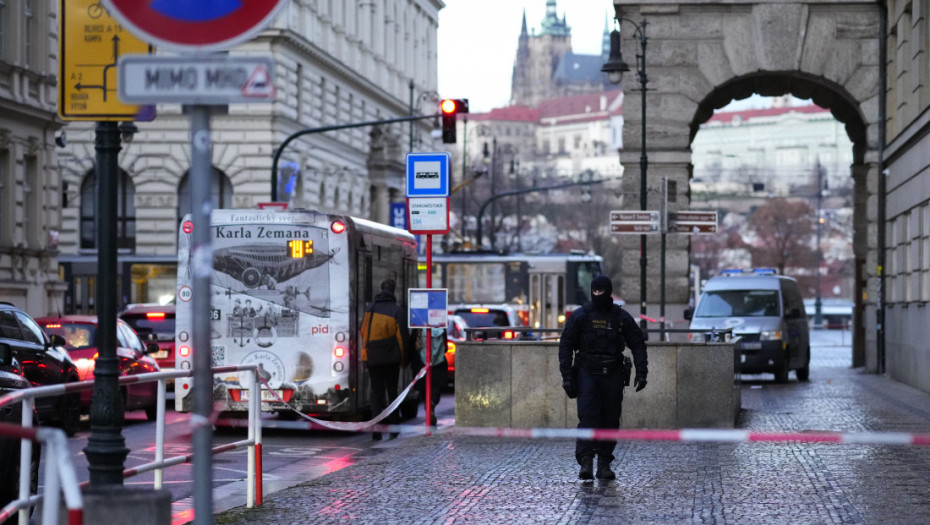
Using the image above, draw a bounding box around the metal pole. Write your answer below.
[425,236,433,437]
[814,163,824,327]
[271,114,436,201]
[660,177,667,340]
[408,79,415,153]
[491,138,497,251]
[637,24,649,338]
[189,105,215,525]
[461,116,468,238]
[84,121,128,486]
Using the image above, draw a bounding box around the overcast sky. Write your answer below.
[435,1,789,114]
[437,0,612,113]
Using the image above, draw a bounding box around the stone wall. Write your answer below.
[455,341,740,429]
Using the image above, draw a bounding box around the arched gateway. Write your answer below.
[610,0,881,370]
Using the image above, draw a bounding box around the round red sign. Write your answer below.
[102,0,287,52]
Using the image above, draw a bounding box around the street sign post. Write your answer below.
[609,210,661,234]
[668,211,718,234]
[101,0,288,52]
[58,0,154,121]
[118,55,275,104]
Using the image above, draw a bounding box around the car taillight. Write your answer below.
[446,341,456,354]
[471,308,490,313]
[503,331,515,339]
[179,345,191,357]
[45,323,62,329]
[146,312,166,320]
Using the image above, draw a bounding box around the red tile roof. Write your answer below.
[708,104,827,123]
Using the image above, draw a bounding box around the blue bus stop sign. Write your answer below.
[406,152,450,198]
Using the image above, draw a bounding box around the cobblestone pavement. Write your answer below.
[214,343,930,525]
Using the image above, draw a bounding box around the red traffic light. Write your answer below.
[439,99,469,115]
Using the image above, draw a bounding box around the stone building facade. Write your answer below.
[53,0,442,312]
[0,0,67,315]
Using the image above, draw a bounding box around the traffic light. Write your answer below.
[440,98,469,144]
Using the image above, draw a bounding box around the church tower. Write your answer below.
[510,0,573,106]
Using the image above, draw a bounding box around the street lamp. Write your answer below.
[603,15,651,336]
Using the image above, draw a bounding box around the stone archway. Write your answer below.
[611,0,881,368]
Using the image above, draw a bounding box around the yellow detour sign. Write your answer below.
[58,0,154,121]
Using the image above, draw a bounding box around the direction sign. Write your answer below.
[117,55,275,104]
[668,223,718,234]
[610,211,660,223]
[668,210,718,235]
[406,153,450,198]
[58,0,155,121]
[609,209,661,235]
[670,211,718,223]
[102,0,288,52]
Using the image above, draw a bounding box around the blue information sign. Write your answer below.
[390,202,407,229]
[408,288,448,328]
[406,152,450,198]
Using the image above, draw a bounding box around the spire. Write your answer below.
[602,13,612,59]
[540,0,570,37]
[521,9,528,35]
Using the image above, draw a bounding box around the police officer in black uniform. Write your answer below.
[558,275,648,480]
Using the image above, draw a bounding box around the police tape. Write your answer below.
[242,377,930,445]
[258,366,428,432]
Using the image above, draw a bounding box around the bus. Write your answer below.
[421,251,604,330]
[175,208,420,420]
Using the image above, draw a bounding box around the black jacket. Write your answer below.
[558,302,647,381]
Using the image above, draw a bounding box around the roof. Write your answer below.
[469,105,540,123]
[552,52,607,84]
[708,104,828,124]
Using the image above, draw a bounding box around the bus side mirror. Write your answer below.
[683,307,693,321]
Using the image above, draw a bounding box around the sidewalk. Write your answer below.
[212,345,930,524]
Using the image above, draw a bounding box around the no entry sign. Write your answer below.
[102,0,288,52]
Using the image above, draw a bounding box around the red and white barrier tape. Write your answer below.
[258,366,428,432]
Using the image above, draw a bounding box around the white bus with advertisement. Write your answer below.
[175,208,420,420]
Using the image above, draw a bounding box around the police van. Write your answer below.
[686,269,810,383]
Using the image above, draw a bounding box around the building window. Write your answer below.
[24,154,38,248]
[920,204,930,301]
[0,148,9,244]
[24,0,35,67]
[80,170,136,250]
[558,137,565,154]
[0,0,6,61]
[177,168,233,225]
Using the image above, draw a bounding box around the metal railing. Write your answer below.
[0,365,263,525]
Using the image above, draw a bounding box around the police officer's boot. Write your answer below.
[578,456,594,480]
[596,457,616,480]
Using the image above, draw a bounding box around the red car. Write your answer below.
[35,315,161,420]
[119,304,176,373]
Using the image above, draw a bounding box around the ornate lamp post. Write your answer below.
[603,15,650,336]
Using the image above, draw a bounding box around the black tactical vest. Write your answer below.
[579,304,625,374]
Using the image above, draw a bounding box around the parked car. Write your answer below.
[452,304,528,340]
[0,342,40,525]
[35,315,161,420]
[685,269,810,383]
[444,315,469,384]
[119,304,176,373]
[0,302,81,436]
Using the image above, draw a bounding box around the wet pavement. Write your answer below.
[211,334,930,524]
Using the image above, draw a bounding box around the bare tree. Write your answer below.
[747,198,817,274]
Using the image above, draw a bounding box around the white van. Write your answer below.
[686,269,810,383]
